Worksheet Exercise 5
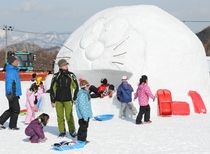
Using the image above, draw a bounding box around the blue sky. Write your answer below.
[1,0,210,33]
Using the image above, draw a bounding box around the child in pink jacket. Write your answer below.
[134,75,155,124]
[25,84,39,124]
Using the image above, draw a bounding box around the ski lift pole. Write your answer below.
[3,25,14,63]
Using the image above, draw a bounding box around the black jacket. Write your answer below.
[50,70,79,103]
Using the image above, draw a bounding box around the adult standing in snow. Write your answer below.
[117,76,137,119]
[76,79,92,143]
[134,75,155,124]
[52,58,56,71]
[0,56,22,130]
[50,59,79,138]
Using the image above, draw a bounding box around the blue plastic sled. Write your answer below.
[52,140,85,151]
[36,98,42,110]
[93,114,114,121]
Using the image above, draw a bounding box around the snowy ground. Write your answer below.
[0,81,210,154]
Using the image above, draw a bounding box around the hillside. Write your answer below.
[0,42,59,71]
[1,24,210,71]
[196,25,210,56]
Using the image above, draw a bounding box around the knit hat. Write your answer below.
[32,73,37,78]
[100,78,108,84]
[108,84,115,90]
[7,56,17,64]
[79,78,90,88]
[122,76,128,80]
[58,59,69,67]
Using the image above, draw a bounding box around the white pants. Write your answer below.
[121,102,137,117]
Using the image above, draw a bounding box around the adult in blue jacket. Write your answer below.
[117,76,137,119]
[76,79,92,142]
[0,56,22,130]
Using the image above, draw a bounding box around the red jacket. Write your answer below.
[97,84,109,94]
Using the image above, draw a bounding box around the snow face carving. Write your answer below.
[56,5,210,98]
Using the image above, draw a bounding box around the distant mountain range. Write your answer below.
[0,28,210,56]
[0,30,71,49]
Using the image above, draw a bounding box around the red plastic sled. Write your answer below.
[172,101,190,115]
[20,109,27,113]
[188,91,207,114]
[157,89,172,116]
[19,108,38,115]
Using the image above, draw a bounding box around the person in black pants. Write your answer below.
[137,105,151,123]
[76,79,92,143]
[0,56,22,130]
[134,75,155,124]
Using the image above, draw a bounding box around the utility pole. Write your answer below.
[3,25,14,63]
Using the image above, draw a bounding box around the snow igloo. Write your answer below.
[55,5,210,104]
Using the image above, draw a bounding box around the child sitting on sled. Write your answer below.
[25,113,49,143]
[89,78,114,98]
[100,84,115,98]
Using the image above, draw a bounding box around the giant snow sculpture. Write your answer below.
[55,5,210,101]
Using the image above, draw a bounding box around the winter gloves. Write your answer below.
[7,93,15,101]
[117,96,120,101]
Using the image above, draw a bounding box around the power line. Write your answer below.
[13,28,70,35]
[2,25,14,63]
[1,25,71,49]
[182,20,210,23]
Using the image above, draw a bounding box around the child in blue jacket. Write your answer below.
[117,76,137,119]
[76,79,93,143]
